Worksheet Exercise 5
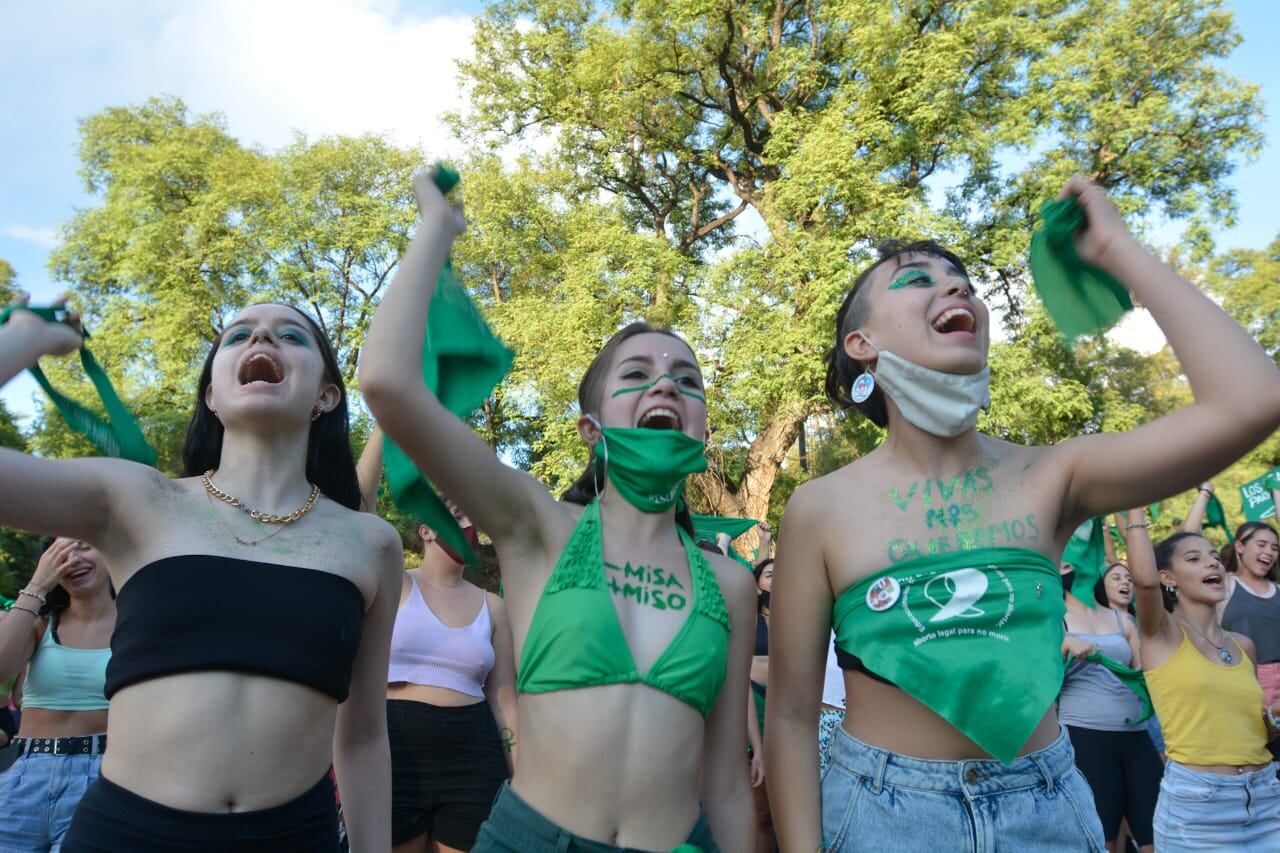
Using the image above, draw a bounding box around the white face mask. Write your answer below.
[859,336,990,438]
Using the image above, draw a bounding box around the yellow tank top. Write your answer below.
[1145,627,1271,766]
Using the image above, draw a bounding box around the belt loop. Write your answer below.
[1032,754,1054,795]
[870,747,890,795]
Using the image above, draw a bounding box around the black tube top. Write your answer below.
[105,556,364,702]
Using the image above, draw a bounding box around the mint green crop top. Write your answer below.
[22,621,111,711]
[516,500,732,718]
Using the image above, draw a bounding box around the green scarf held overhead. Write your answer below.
[1204,492,1232,542]
[833,547,1066,764]
[1029,198,1134,341]
[382,166,515,566]
[0,306,156,466]
[1082,652,1155,726]
[1062,517,1107,609]
[690,513,758,571]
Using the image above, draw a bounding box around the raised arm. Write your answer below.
[0,542,76,681]
[765,485,834,852]
[1053,178,1280,521]
[484,593,519,773]
[356,426,384,513]
[0,302,146,546]
[1120,509,1172,643]
[360,172,556,548]
[1182,483,1213,534]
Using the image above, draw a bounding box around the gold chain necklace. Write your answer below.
[201,470,320,546]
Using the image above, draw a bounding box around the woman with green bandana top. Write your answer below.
[765,176,1280,853]
[361,171,756,853]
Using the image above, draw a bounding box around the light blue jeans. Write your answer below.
[1153,760,1280,851]
[821,725,1105,852]
[0,751,102,852]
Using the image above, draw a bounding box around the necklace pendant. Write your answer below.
[1220,648,1233,663]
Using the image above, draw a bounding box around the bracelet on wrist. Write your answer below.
[1124,522,1151,530]
[9,604,40,619]
[18,587,47,604]
[1267,706,1280,732]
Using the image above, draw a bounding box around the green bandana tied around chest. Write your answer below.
[382,166,515,566]
[1029,198,1133,341]
[0,306,156,465]
[833,547,1064,764]
[1083,652,1154,726]
[594,427,707,513]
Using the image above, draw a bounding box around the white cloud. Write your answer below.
[3,0,476,157]
[2,224,58,247]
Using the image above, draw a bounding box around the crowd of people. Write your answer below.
[0,171,1277,852]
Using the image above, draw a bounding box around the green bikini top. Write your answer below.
[516,500,732,718]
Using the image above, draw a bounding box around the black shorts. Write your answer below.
[1066,725,1163,846]
[62,773,339,852]
[388,698,509,848]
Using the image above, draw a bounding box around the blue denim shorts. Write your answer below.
[1153,760,1280,852]
[821,725,1105,852]
[0,750,102,852]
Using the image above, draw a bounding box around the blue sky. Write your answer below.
[1,0,1276,421]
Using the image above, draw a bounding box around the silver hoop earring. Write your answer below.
[592,431,609,498]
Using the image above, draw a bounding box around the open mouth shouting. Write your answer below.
[1202,572,1225,593]
[931,305,977,336]
[238,351,285,386]
[637,406,682,431]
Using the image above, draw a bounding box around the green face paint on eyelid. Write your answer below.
[610,374,706,402]
[889,271,935,290]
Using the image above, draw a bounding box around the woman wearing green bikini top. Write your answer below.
[362,171,757,852]
[765,176,1280,853]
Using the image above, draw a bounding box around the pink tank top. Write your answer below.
[387,580,495,698]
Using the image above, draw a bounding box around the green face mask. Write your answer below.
[590,422,707,512]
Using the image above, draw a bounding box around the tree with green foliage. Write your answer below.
[450,0,1263,532]
[1207,234,1280,367]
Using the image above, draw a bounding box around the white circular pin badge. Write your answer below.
[850,371,875,404]
[866,576,901,612]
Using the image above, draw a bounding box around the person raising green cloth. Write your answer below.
[765,176,1280,853]
[362,169,756,852]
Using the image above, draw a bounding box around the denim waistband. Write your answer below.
[1165,759,1279,789]
[827,725,1078,797]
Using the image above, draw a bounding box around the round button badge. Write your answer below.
[865,576,901,612]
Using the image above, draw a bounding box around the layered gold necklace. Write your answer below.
[201,470,320,546]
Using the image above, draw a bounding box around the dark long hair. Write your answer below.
[824,240,970,426]
[560,321,698,538]
[181,305,361,510]
[1153,531,1206,612]
[37,537,116,624]
[1221,521,1279,581]
[1093,562,1135,615]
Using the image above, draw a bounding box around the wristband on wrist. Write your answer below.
[1124,522,1151,530]
[9,604,40,619]
[18,587,46,604]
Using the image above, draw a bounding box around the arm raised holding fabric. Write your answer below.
[1054,179,1280,522]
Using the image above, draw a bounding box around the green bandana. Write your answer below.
[1083,652,1154,726]
[833,547,1065,764]
[1202,492,1232,542]
[382,166,515,566]
[593,427,707,513]
[1029,198,1134,341]
[691,514,758,570]
[1062,517,1107,609]
[0,306,156,465]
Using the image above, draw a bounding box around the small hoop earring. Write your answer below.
[850,369,875,404]
[592,431,609,499]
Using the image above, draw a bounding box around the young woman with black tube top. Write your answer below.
[358,428,518,853]
[765,177,1280,852]
[0,296,402,852]
[1061,559,1161,853]
[362,170,756,852]
[0,537,114,851]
